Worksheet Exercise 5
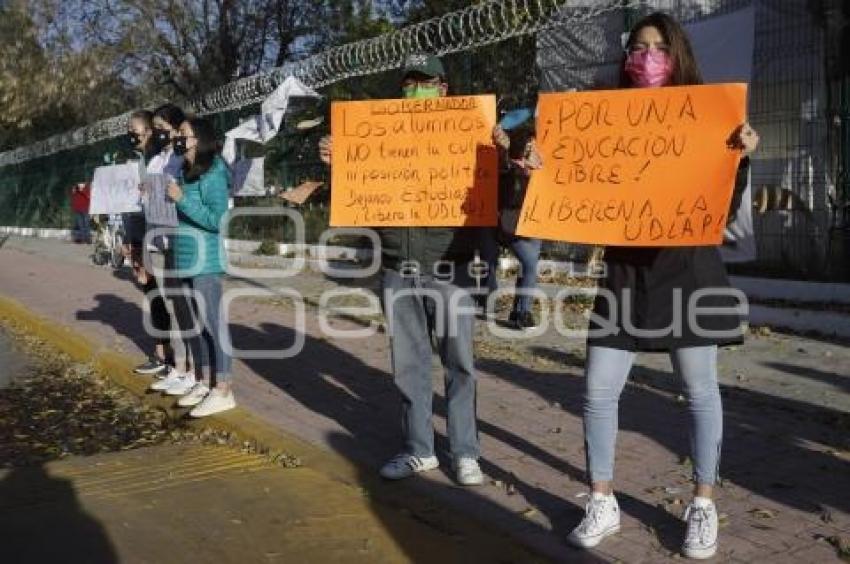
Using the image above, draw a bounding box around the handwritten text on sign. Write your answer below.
[516,84,747,246]
[329,95,498,227]
[89,163,142,215]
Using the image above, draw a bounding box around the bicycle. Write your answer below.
[91,213,126,269]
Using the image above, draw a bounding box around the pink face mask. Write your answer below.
[624,48,673,87]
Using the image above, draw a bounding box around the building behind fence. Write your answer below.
[0,0,847,281]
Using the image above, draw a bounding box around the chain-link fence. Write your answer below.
[1,0,848,280]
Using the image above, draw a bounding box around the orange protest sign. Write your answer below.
[516,84,748,246]
[329,95,498,227]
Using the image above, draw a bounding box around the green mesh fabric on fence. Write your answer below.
[0,139,119,229]
[0,102,330,236]
[0,35,535,239]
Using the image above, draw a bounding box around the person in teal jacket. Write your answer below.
[161,116,235,417]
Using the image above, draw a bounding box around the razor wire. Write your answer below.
[0,0,643,168]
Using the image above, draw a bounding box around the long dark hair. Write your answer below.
[153,103,185,129]
[182,117,219,182]
[619,12,703,87]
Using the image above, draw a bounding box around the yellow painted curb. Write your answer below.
[0,294,359,481]
[0,294,549,562]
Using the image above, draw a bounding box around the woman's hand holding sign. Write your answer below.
[166,181,183,203]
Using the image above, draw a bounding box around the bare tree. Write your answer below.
[65,0,328,100]
[0,0,129,149]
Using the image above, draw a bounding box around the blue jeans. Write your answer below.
[178,274,231,384]
[479,228,500,296]
[583,345,723,485]
[73,212,90,242]
[382,267,479,459]
[480,228,542,315]
[507,236,542,315]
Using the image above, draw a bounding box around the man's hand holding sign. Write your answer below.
[516,84,754,246]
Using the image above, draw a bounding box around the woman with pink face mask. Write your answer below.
[567,13,759,560]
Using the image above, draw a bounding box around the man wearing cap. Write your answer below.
[319,53,484,486]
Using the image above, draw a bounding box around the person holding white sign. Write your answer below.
[566,13,759,560]
[117,109,177,377]
[143,104,201,394]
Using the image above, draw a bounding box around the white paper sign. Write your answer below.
[89,163,142,214]
[231,158,266,196]
[142,173,178,227]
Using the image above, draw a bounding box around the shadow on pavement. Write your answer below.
[0,465,118,563]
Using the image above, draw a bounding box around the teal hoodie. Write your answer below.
[173,156,230,277]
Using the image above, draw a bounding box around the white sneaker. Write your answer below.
[454,457,484,486]
[165,373,196,396]
[189,388,236,417]
[567,492,621,548]
[682,498,719,559]
[177,382,210,407]
[149,368,183,391]
[379,453,439,480]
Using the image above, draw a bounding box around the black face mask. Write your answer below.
[153,128,171,147]
[173,136,188,156]
[126,132,142,149]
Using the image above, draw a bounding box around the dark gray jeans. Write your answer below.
[382,266,479,460]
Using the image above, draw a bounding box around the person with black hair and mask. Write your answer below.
[158,116,235,417]
[148,104,186,181]
[121,110,176,376]
[566,13,759,559]
[142,104,202,394]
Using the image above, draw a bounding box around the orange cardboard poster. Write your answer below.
[516,84,748,246]
[329,95,498,227]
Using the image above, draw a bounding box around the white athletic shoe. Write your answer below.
[453,457,484,486]
[177,382,210,407]
[567,492,621,549]
[189,388,236,417]
[149,368,183,391]
[379,453,439,480]
[682,498,719,559]
[165,372,196,396]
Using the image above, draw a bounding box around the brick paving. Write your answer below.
[1,236,848,562]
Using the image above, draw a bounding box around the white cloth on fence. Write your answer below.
[685,5,757,263]
[222,76,321,165]
[222,76,320,197]
[231,158,265,197]
[89,163,143,215]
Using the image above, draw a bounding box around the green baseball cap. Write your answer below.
[402,53,445,79]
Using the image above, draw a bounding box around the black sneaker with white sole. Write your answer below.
[133,357,168,376]
[514,311,538,330]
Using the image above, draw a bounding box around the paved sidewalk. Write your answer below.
[1,236,849,562]
[1,443,547,563]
